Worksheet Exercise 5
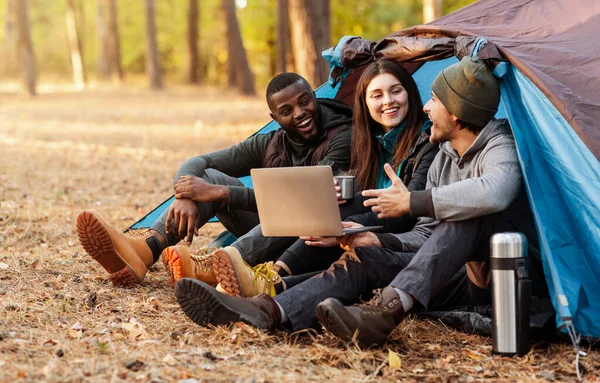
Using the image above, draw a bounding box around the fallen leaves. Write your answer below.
[388,350,402,369]
[119,318,149,340]
[68,322,84,339]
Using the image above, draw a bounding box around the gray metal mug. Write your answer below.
[334,176,355,200]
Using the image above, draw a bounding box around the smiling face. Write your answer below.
[365,73,409,132]
[268,80,319,143]
[423,91,458,144]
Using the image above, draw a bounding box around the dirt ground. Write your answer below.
[0,86,598,383]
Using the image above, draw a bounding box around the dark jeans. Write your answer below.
[275,213,542,331]
[232,192,370,268]
[151,169,260,247]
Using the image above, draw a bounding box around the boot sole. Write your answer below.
[315,300,357,345]
[76,211,142,287]
[212,249,245,297]
[162,247,188,288]
[175,279,256,327]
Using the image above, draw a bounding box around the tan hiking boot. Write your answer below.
[161,245,217,288]
[76,210,154,287]
[212,246,282,297]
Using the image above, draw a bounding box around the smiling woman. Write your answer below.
[365,73,410,133]
[351,59,434,191]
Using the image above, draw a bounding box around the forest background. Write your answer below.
[0,0,476,95]
[2,1,600,382]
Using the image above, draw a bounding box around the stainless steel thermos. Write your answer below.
[490,232,531,356]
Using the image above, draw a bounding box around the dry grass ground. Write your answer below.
[0,86,598,383]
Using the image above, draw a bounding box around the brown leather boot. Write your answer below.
[212,247,282,297]
[161,245,217,288]
[76,210,155,287]
[175,278,281,330]
[315,286,406,348]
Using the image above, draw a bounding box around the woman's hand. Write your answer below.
[334,178,347,205]
[300,235,339,248]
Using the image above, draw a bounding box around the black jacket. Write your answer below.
[347,128,439,250]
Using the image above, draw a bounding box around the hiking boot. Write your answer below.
[175,278,281,330]
[161,245,217,288]
[315,286,406,348]
[212,247,282,297]
[76,210,154,287]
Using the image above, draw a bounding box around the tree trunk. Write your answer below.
[144,0,163,89]
[320,0,330,50]
[97,0,122,81]
[187,0,200,84]
[3,0,17,77]
[96,0,109,78]
[288,0,328,88]
[276,0,288,74]
[66,0,86,90]
[106,0,122,80]
[14,0,36,95]
[222,0,255,95]
[423,0,442,23]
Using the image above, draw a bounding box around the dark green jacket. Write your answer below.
[175,99,352,211]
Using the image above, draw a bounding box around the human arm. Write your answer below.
[347,142,439,249]
[410,137,522,221]
[174,132,272,181]
[173,132,273,211]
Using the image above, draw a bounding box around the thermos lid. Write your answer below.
[490,232,527,259]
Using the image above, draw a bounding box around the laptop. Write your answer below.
[251,166,383,237]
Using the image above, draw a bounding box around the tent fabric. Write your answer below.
[499,65,600,338]
[335,0,600,159]
[328,0,600,339]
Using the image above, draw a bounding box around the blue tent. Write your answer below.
[132,0,600,342]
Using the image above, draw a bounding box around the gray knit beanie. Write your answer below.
[431,57,500,127]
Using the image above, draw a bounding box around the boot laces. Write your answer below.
[189,253,212,271]
[122,228,152,239]
[251,262,281,294]
[362,289,388,315]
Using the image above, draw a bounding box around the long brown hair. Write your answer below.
[351,59,425,190]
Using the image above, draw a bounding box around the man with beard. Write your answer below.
[76,72,352,288]
[173,57,547,348]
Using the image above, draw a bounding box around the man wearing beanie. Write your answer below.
[174,58,547,349]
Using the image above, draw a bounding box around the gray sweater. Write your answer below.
[389,118,524,252]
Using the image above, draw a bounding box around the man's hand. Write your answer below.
[174,175,229,203]
[337,221,382,250]
[300,235,339,248]
[362,163,411,218]
[166,198,199,243]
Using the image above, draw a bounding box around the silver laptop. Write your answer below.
[251,166,383,237]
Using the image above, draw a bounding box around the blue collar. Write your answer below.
[375,120,408,159]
